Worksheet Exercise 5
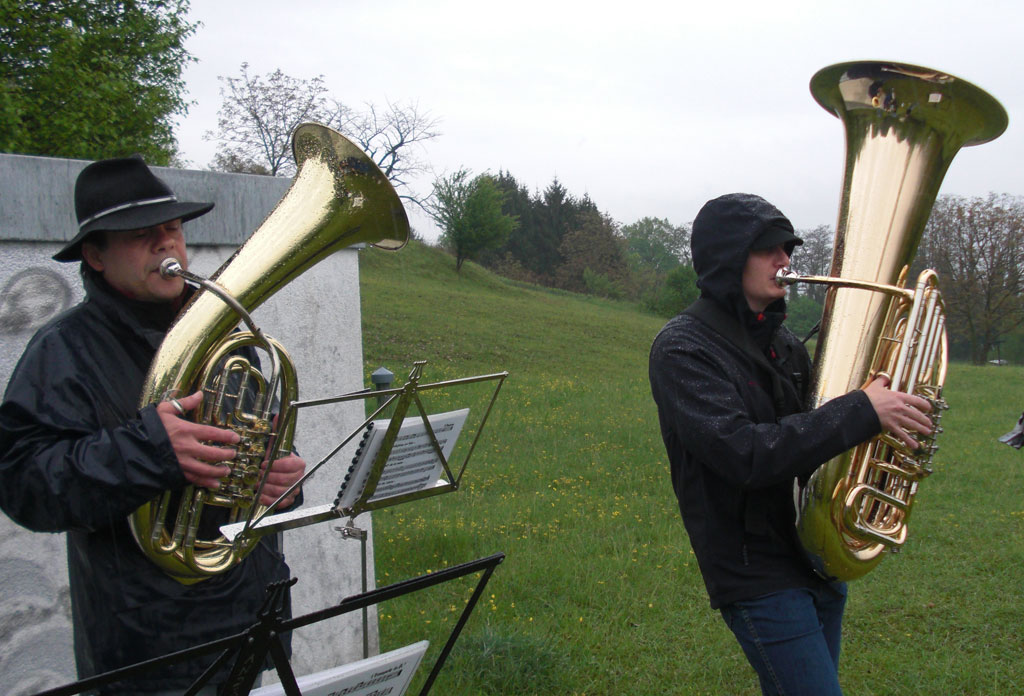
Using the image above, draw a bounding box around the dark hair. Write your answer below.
[77,231,109,281]
[82,229,109,251]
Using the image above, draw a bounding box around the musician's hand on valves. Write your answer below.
[863,376,933,449]
[259,452,305,508]
[157,390,239,490]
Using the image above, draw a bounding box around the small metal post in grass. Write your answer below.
[371,366,394,415]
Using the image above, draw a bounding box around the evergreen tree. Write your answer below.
[532,178,573,277]
[481,170,539,270]
[555,209,627,295]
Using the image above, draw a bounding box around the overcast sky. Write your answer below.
[175,0,1023,242]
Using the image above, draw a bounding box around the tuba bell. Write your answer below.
[780,62,1007,581]
[129,123,409,583]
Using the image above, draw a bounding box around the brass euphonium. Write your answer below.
[780,62,1007,581]
[129,123,409,583]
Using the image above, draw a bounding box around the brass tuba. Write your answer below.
[129,123,409,583]
[779,62,1007,581]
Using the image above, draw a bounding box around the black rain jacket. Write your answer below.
[648,194,879,608]
[0,271,292,693]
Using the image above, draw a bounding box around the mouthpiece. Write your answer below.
[775,268,799,287]
[160,257,183,279]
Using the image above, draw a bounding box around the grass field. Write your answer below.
[357,241,1024,696]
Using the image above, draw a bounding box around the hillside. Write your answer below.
[359,240,666,378]
[358,242,683,694]
[356,241,1024,696]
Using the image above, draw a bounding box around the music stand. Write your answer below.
[29,553,505,696]
[221,361,507,538]
[220,361,506,656]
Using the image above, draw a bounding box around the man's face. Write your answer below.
[742,244,790,312]
[82,219,189,303]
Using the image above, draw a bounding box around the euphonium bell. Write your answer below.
[786,62,1007,581]
[129,123,409,583]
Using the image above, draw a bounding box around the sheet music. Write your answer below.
[249,640,428,696]
[220,503,337,542]
[336,408,469,512]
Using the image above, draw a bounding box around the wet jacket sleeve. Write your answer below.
[650,327,880,490]
[0,340,184,533]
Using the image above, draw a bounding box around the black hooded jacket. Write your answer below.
[648,194,879,608]
[0,271,291,692]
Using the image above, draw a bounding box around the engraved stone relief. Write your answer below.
[0,268,72,335]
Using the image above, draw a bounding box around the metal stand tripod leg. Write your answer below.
[339,522,370,658]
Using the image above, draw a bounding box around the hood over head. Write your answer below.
[691,193,801,316]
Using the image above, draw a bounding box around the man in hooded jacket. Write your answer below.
[0,156,306,695]
[648,193,933,695]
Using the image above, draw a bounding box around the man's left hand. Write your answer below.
[259,453,305,508]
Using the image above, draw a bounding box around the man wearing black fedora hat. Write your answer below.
[0,155,306,694]
[648,193,933,695]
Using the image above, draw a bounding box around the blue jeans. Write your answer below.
[719,584,847,696]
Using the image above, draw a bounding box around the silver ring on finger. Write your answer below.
[169,398,186,416]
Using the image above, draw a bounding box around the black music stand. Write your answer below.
[218,362,506,658]
[223,361,508,540]
[29,553,505,696]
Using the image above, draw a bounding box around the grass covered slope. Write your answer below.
[358,242,1024,695]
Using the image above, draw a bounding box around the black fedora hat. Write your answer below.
[53,155,214,262]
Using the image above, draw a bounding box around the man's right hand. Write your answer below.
[862,376,933,449]
[156,391,239,490]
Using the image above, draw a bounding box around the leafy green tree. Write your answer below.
[0,0,197,164]
[430,169,518,272]
[621,216,690,273]
[581,267,624,299]
[645,264,699,317]
[785,294,824,341]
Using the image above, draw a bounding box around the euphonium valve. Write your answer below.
[791,62,1006,581]
[129,124,409,583]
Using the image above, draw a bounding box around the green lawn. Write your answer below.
[358,241,1024,696]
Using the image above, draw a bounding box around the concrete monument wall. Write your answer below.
[0,153,377,694]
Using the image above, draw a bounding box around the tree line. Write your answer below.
[429,168,1024,365]
[429,168,827,337]
[4,3,1023,365]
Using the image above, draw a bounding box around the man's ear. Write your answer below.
[81,241,104,272]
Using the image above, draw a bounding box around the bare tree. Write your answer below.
[328,100,441,210]
[206,66,441,203]
[789,225,834,303]
[919,194,1024,364]
[205,63,330,176]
